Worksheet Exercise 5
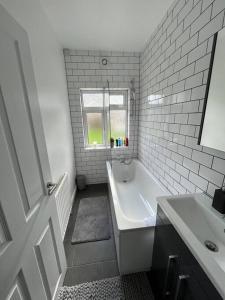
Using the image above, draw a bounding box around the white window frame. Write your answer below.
[80,89,129,149]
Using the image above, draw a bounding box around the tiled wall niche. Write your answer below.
[139,0,225,197]
[64,50,140,184]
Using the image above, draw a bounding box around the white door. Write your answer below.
[0,5,67,300]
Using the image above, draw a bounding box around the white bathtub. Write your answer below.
[106,159,169,275]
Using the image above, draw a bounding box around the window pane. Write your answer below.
[83,93,103,107]
[109,94,124,105]
[87,113,103,145]
[109,110,126,140]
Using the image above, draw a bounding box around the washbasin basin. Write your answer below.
[167,196,225,254]
[157,193,225,299]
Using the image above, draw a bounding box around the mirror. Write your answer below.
[199,27,225,152]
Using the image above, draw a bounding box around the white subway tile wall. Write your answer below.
[139,0,225,197]
[64,50,140,184]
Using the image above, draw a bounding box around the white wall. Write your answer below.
[0,0,76,198]
[139,0,225,197]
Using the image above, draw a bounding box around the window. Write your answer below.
[86,112,103,145]
[81,89,128,148]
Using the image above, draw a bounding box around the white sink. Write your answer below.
[168,196,225,256]
[157,193,225,299]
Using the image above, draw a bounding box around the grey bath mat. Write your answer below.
[57,273,154,300]
[71,196,110,244]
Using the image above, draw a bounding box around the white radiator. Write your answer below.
[54,173,72,240]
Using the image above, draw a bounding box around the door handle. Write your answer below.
[164,255,178,298]
[174,274,190,300]
[46,182,57,195]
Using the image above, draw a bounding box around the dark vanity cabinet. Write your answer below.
[150,205,222,300]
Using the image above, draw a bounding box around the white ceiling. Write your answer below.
[41,0,174,52]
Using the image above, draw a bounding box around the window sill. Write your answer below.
[85,146,107,150]
[84,146,129,150]
[112,146,129,149]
